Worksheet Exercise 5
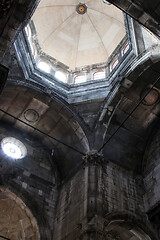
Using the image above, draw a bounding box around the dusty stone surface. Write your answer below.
[0,1,160,239]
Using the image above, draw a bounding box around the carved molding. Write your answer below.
[83,151,104,165]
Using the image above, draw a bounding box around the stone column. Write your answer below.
[80,152,105,240]
[53,151,106,240]
[83,151,104,216]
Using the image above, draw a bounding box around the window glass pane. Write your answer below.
[25,25,31,39]
[1,137,27,159]
[123,44,129,55]
[75,75,86,84]
[37,61,50,73]
[55,71,67,82]
[111,59,119,70]
[94,71,105,80]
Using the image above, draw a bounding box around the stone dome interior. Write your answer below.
[31,0,126,71]
[0,0,160,239]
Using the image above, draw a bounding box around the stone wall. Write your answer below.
[144,163,160,211]
[143,127,160,212]
[0,130,58,240]
[107,0,160,37]
[0,187,40,240]
[53,155,147,240]
[0,0,39,59]
[102,163,144,217]
[53,167,88,240]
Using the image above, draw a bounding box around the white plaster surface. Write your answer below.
[32,0,126,70]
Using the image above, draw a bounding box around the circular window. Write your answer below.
[76,3,87,15]
[1,137,27,159]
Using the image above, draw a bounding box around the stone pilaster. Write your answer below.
[81,152,105,240]
[82,151,104,166]
[83,152,104,217]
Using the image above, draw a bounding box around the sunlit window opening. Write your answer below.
[22,0,128,86]
[93,71,105,80]
[37,61,50,73]
[111,59,119,70]
[25,25,31,39]
[123,44,130,55]
[1,137,27,159]
[74,75,86,84]
[30,45,36,58]
[103,0,111,4]
[55,71,67,82]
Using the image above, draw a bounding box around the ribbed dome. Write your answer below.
[31,0,126,70]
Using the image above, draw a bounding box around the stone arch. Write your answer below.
[104,0,159,38]
[0,147,58,240]
[1,83,90,153]
[101,59,160,172]
[104,212,158,240]
[0,186,40,240]
[142,121,160,232]
[0,84,90,177]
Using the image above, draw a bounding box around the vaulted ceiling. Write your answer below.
[0,0,160,179]
[0,85,89,179]
[0,60,160,177]
[31,0,126,70]
[0,0,159,62]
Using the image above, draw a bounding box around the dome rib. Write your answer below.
[86,12,108,58]
[41,11,76,46]
[74,15,84,70]
[87,7,125,27]
[37,5,77,9]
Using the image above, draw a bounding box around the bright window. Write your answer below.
[93,71,105,80]
[25,25,31,40]
[111,59,119,70]
[123,44,129,55]
[30,45,36,58]
[1,137,27,159]
[37,61,50,73]
[55,71,67,82]
[74,75,86,84]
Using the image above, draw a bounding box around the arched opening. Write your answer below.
[93,70,106,80]
[104,212,158,240]
[74,74,87,84]
[105,220,151,240]
[0,187,40,240]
